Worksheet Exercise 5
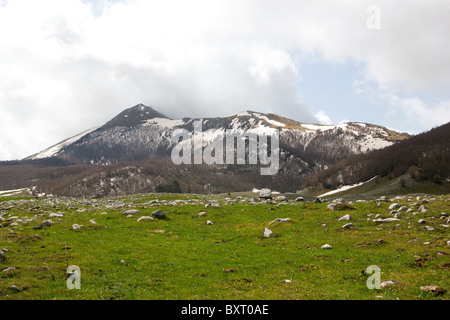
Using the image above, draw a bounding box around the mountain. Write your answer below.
[26,103,408,166]
[10,103,411,196]
[302,121,450,197]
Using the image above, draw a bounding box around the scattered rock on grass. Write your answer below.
[420,285,446,296]
[264,228,273,238]
[137,216,154,222]
[151,210,169,220]
[123,209,140,215]
[338,214,351,221]
[321,244,332,249]
[259,189,272,199]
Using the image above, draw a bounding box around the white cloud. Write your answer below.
[386,94,450,132]
[314,110,332,125]
[0,0,449,159]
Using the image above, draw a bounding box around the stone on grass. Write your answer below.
[338,214,351,221]
[373,218,399,223]
[420,285,446,296]
[71,224,82,230]
[2,266,16,273]
[259,189,272,199]
[264,228,273,238]
[48,212,64,218]
[295,197,304,202]
[40,220,54,227]
[89,220,97,224]
[381,281,396,289]
[342,223,353,229]
[123,209,140,215]
[321,244,332,249]
[151,210,169,220]
[269,218,291,225]
[388,203,400,210]
[137,216,154,222]
[206,220,213,225]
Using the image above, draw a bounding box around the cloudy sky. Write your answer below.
[1,0,449,160]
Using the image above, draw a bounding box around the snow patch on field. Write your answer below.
[318,176,377,197]
[0,188,30,197]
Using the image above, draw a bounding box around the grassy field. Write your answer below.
[0,192,449,300]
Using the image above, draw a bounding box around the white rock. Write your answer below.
[123,209,140,215]
[40,220,54,227]
[206,220,213,225]
[264,228,273,238]
[72,224,82,230]
[373,218,399,223]
[89,219,97,224]
[342,223,353,229]
[48,212,64,218]
[269,218,291,225]
[388,203,400,210]
[321,244,332,249]
[137,216,154,222]
[259,189,272,199]
[381,280,395,289]
[338,214,351,221]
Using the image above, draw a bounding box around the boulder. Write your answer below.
[420,285,446,296]
[295,197,304,202]
[137,216,154,222]
[388,203,400,210]
[338,214,351,221]
[259,189,272,199]
[123,209,140,215]
[151,210,169,220]
[41,220,54,228]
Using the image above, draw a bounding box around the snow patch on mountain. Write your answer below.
[28,126,100,160]
[143,118,184,128]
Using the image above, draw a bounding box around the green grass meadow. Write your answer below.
[0,193,449,300]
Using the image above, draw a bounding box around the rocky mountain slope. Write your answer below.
[26,103,408,170]
[6,103,411,196]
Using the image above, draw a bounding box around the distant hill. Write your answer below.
[303,121,450,196]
